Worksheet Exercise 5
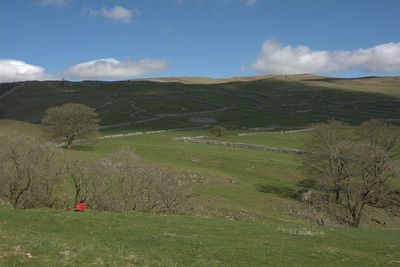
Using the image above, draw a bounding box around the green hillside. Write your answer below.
[1,75,400,266]
[1,75,399,133]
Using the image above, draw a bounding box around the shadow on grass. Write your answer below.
[255,184,296,198]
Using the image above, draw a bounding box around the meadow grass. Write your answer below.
[1,206,400,266]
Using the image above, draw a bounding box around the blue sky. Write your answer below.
[1,0,400,82]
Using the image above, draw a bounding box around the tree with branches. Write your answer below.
[42,103,99,149]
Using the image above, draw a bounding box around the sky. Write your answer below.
[0,0,400,82]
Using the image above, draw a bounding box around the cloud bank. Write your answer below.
[0,59,52,82]
[63,58,170,80]
[253,39,400,74]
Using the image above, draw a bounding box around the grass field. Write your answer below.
[1,206,400,266]
[1,75,400,265]
[204,130,312,150]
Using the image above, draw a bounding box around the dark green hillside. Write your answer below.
[1,75,399,132]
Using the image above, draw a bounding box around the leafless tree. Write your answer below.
[302,120,400,227]
[106,148,142,211]
[303,120,352,204]
[64,156,101,207]
[0,135,62,208]
[108,149,195,214]
[356,120,400,206]
[22,150,63,208]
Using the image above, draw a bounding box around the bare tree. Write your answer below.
[107,148,142,211]
[64,156,100,207]
[0,136,196,214]
[303,120,352,203]
[150,168,195,214]
[302,120,400,227]
[42,103,99,149]
[356,120,400,206]
[0,135,62,208]
[22,150,63,208]
[96,148,196,214]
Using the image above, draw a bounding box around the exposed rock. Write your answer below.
[59,250,71,256]
[25,252,33,258]
[216,177,240,185]
[294,189,312,203]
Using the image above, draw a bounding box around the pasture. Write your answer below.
[1,75,400,265]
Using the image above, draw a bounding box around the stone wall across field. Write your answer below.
[174,137,311,155]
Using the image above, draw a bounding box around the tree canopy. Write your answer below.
[42,103,99,149]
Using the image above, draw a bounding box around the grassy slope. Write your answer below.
[1,75,400,265]
[83,129,400,224]
[1,125,400,266]
[1,206,400,266]
[74,129,305,223]
[1,75,399,131]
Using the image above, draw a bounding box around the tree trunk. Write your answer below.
[335,189,340,204]
[66,139,73,149]
[65,135,74,149]
[13,178,31,208]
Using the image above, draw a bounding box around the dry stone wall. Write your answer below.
[174,137,311,155]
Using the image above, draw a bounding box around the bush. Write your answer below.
[0,135,63,209]
[210,126,228,137]
[0,138,196,214]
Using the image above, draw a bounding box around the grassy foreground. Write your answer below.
[1,206,400,266]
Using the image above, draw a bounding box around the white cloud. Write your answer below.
[82,6,139,23]
[359,43,400,73]
[101,6,138,24]
[40,0,70,7]
[245,0,260,6]
[63,58,170,80]
[253,39,400,75]
[0,59,52,82]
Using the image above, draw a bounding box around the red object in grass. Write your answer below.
[76,203,86,211]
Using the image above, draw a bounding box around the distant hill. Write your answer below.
[132,74,329,84]
[1,74,400,132]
